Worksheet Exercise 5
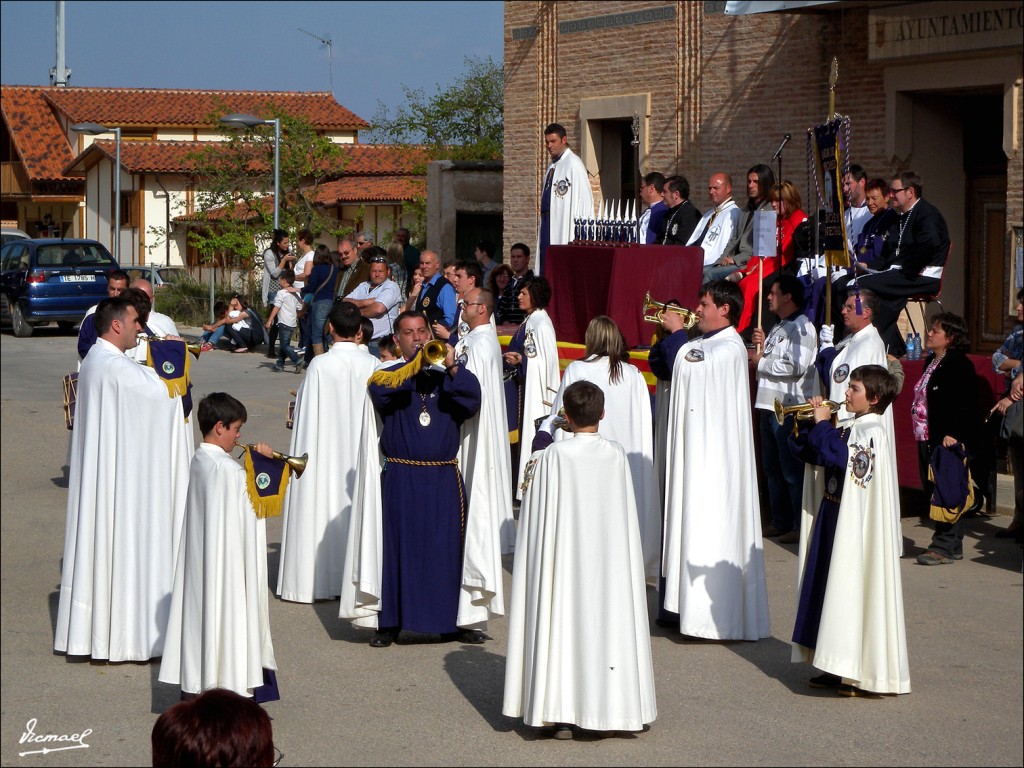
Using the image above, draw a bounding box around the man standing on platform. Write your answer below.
[537,123,594,274]
[341,311,491,648]
[56,296,191,661]
[688,173,741,275]
[659,280,771,641]
[659,175,702,246]
[638,171,667,244]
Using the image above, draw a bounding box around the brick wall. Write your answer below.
[503,0,1022,310]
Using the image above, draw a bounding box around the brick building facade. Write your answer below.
[504,0,1023,351]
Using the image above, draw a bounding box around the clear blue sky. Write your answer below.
[0,0,504,127]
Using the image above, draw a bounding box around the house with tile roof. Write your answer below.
[1,85,423,277]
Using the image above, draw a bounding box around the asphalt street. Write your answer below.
[1,326,1021,767]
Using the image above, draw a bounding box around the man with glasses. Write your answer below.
[336,239,370,300]
[453,287,515,560]
[854,171,950,357]
[355,232,373,252]
[343,253,402,357]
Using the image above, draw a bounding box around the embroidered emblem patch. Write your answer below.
[827,475,838,495]
[422,297,431,307]
[684,348,704,363]
[554,179,570,197]
[849,443,874,488]
[833,363,850,384]
[161,361,176,375]
[256,472,271,490]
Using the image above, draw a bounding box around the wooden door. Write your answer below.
[965,175,1007,354]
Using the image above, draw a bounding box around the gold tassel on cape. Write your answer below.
[367,347,428,388]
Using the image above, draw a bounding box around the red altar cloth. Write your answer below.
[890,354,1003,489]
[545,244,704,348]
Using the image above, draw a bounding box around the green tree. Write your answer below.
[167,109,350,297]
[368,55,503,162]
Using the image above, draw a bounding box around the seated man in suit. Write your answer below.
[853,171,949,357]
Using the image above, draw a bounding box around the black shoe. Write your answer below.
[809,672,842,689]
[369,629,396,648]
[456,629,487,644]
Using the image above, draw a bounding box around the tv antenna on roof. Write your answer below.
[298,27,334,95]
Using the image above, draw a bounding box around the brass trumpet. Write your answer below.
[642,291,700,329]
[234,442,309,477]
[138,334,203,359]
[774,399,841,433]
[419,339,449,366]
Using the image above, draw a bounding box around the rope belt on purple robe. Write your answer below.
[382,457,465,533]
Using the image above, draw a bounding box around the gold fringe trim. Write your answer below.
[146,342,192,399]
[243,447,291,519]
[367,347,427,388]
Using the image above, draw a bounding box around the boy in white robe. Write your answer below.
[789,365,910,696]
[160,393,279,702]
[504,381,656,739]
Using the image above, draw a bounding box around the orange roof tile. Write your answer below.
[42,86,368,129]
[64,140,215,175]
[336,145,432,175]
[311,175,426,204]
[0,85,78,181]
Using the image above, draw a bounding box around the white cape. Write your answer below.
[813,323,900,556]
[686,199,741,266]
[457,324,515,562]
[339,381,504,629]
[792,415,910,694]
[661,328,771,640]
[551,357,660,580]
[515,309,560,499]
[537,146,594,271]
[277,342,379,602]
[160,444,277,697]
[503,433,656,731]
[55,338,191,660]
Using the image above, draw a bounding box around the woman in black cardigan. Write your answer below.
[910,312,980,565]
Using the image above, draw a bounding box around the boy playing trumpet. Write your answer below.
[160,392,280,702]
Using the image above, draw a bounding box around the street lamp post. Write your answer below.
[72,122,122,263]
[219,113,281,230]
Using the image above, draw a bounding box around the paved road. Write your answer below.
[1,327,1021,767]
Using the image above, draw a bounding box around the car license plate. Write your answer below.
[61,275,93,283]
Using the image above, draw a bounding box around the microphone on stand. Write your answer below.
[771,133,792,161]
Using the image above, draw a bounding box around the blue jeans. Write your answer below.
[200,325,226,345]
[276,324,300,366]
[703,263,742,283]
[759,410,806,532]
[310,299,333,349]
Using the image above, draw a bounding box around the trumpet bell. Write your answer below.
[284,452,308,478]
[642,291,700,329]
[421,340,448,366]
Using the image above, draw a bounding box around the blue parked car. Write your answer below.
[0,238,120,337]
